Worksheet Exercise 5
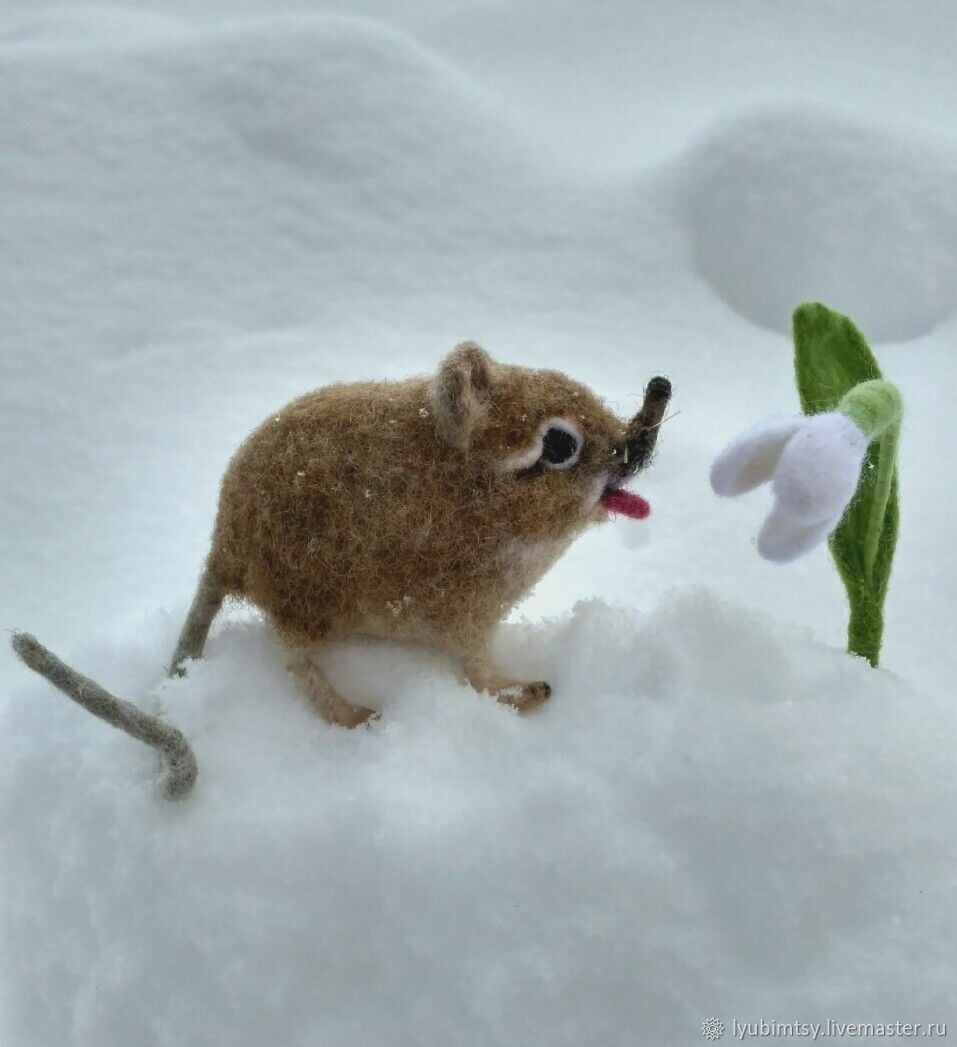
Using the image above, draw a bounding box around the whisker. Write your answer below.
[643,409,682,432]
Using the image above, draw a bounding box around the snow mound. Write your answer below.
[0,6,186,44]
[2,590,954,1045]
[0,14,526,353]
[683,108,957,342]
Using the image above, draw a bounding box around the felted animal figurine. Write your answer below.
[710,302,902,667]
[12,343,672,797]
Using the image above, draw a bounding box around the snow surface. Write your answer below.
[2,3,956,1043]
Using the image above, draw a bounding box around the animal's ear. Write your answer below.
[431,341,494,449]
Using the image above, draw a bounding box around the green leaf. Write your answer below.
[792,302,883,414]
[791,302,900,667]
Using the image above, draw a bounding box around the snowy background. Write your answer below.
[2,2,956,1044]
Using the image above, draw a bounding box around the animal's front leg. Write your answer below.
[286,650,378,728]
[462,647,552,712]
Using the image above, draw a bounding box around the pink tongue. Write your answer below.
[600,487,651,521]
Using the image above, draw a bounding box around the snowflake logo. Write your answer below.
[701,1017,725,1040]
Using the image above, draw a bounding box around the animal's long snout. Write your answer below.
[619,376,672,475]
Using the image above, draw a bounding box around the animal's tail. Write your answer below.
[9,565,225,800]
[10,631,197,798]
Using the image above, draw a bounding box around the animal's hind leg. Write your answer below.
[169,565,226,677]
[462,646,552,712]
[286,650,378,728]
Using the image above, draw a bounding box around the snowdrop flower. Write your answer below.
[710,411,868,562]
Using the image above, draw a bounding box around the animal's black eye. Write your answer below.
[541,423,581,470]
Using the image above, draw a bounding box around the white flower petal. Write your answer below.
[772,412,867,523]
[710,416,804,497]
[756,504,838,563]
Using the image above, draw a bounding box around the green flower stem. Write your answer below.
[847,591,883,670]
[838,380,902,588]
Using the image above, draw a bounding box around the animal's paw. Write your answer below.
[496,680,552,712]
[328,699,379,729]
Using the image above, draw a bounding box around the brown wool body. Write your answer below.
[12,342,671,795]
